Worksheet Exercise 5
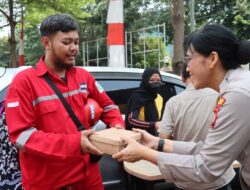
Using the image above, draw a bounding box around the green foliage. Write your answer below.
[82,38,108,66]
[1,0,249,68]
[81,0,109,41]
[0,36,10,67]
[193,0,250,39]
[23,26,44,66]
[0,0,22,28]
[128,36,166,69]
[233,0,250,39]
[23,0,93,26]
[0,0,94,67]
[0,0,23,67]
[19,0,94,66]
[126,0,172,42]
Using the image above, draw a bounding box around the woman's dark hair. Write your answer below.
[40,13,78,37]
[185,24,250,70]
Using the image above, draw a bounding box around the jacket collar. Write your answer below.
[35,56,76,77]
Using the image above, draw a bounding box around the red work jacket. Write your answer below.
[5,58,124,189]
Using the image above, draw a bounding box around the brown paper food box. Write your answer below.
[89,128,142,155]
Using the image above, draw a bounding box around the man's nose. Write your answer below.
[70,43,78,51]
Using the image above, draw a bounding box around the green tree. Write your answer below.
[23,26,43,66]
[0,0,94,67]
[233,0,250,39]
[0,36,10,67]
[172,0,184,75]
[128,36,166,69]
[24,0,92,26]
[0,0,22,68]
[24,0,95,66]
[2,0,249,70]
[81,0,108,41]
[194,0,250,39]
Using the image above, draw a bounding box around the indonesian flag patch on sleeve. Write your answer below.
[211,97,226,128]
[6,98,20,108]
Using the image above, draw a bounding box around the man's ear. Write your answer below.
[41,36,51,50]
[209,51,219,69]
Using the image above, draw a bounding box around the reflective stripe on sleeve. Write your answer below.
[16,127,37,151]
[103,105,119,113]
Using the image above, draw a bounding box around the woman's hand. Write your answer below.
[112,128,159,163]
[132,128,159,150]
[154,121,160,130]
[112,137,145,162]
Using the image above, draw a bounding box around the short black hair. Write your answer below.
[185,24,250,70]
[40,13,78,37]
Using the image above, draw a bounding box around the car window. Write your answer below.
[174,85,185,94]
[98,80,140,92]
[98,79,185,115]
[98,80,140,114]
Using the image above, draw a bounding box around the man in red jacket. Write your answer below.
[5,13,124,190]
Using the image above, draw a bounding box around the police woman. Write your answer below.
[113,24,250,190]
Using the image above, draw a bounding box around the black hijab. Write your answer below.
[125,68,162,134]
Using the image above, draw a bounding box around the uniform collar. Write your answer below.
[35,56,76,77]
[219,69,234,94]
[185,82,194,90]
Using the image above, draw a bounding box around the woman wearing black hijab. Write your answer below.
[125,68,164,135]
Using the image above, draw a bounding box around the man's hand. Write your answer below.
[80,130,103,155]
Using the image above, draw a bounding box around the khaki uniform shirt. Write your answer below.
[158,84,235,189]
[158,67,250,190]
[159,83,219,141]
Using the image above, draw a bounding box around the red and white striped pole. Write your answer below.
[106,0,125,67]
[18,7,24,67]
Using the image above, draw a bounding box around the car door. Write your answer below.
[93,71,185,190]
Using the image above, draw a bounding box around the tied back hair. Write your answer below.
[185,24,250,70]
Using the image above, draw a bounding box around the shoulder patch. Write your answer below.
[211,97,226,129]
[95,81,104,93]
[79,83,87,93]
[217,97,226,106]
